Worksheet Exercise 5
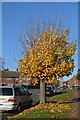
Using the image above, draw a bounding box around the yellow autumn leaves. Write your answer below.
[14,103,70,118]
[19,27,76,85]
[29,103,70,112]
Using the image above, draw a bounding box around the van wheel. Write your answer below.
[17,104,21,113]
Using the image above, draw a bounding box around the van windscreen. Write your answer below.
[0,88,13,96]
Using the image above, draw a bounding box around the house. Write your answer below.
[68,76,80,87]
[0,69,32,86]
[1,69,80,87]
[58,76,80,87]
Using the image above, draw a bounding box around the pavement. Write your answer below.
[69,89,80,119]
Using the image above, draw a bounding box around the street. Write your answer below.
[29,89,51,105]
[29,89,40,105]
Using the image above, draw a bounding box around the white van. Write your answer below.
[0,85,32,112]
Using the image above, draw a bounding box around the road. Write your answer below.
[29,89,40,105]
[29,89,50,105]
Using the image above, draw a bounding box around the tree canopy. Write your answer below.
[19,26,76,85]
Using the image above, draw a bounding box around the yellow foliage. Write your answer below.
[19,27,76,85]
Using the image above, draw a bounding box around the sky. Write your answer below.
[1,0,79,2]
[2,2,78,81]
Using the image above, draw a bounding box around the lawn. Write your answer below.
[47,89,74,103]
[8,89,75,119]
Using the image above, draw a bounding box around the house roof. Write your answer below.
[1,71,20,78]
[69,76,77,81]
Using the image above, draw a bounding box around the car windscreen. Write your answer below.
[46,87,51,91]
[0,88,13,96]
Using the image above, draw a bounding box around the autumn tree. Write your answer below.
[19,22,76,104]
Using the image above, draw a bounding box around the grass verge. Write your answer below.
[47,89,74,103]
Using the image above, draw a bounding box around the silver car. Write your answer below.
[0,85,32,112]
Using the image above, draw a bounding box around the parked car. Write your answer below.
[73,85,80,89]
[0,85,33,112]
[68,86,73,89]
[46,85,56,96]
[57,86,66,92]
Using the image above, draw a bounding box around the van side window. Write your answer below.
[25,90,29,95]
[14,88,20,96]
[19,87,26,95]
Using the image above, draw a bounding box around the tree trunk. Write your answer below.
[40,80,46,104]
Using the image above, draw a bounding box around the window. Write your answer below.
[22,78,25,80]
[25,90,29,95]
[14,88,20,96]
[23,87,29,95]
[19,87,26,95]
[0,88,13,95]
[16,78,18,80]
[6,78,11,80]
[8,83,13,86]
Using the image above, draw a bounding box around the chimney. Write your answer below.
[7,68,9,71]
[16,68,18,71]
[4,68,9,71]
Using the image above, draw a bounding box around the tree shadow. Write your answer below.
[46,90,80,104]
[47,97,80,104]
[46,91,66,97]
[71,97,80,103]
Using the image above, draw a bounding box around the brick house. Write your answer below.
[68,76,80,87]
[0,70,32,86]
[1,70,80,87]
[58,76,80,87]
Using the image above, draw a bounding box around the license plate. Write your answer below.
[0,98,6,100]
[46,92,50,94]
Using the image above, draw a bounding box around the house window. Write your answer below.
[8,83,13,86]
[6,78,11,80]
[22,78,25,80]
[23,78,25,80]
[16,78,18,80]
